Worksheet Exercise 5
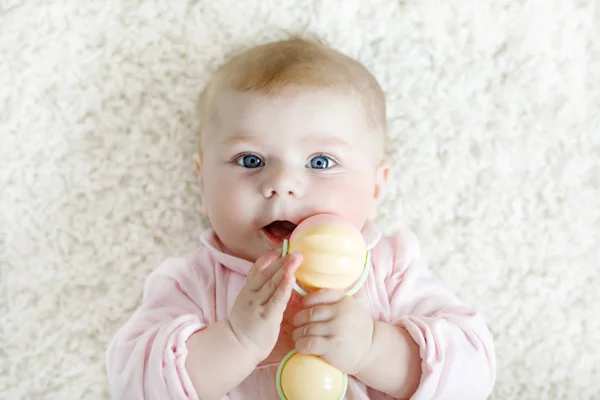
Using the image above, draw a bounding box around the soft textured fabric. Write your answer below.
[106,223,495,399]
[1,1,599,399]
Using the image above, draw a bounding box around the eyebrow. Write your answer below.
[222,135,263,146]
[222,134,352,151]
[305,136,352,152]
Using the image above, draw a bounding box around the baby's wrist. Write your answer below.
[351,319,377,376]
[225,318,263,367]
[354,319,380,376]
[354,320,422,398]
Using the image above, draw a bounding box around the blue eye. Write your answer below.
[308,155,336,169]
[236,154,264,168]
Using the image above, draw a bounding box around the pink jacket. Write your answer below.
[106,222,496,399]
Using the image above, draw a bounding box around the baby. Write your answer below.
[106,37,496,399]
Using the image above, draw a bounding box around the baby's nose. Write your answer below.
[261,165,305,199]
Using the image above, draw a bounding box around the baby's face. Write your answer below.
[196,89,388,262]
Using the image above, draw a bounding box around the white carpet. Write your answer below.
[1,1,599,399]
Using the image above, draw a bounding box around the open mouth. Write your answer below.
[262,220,298,243]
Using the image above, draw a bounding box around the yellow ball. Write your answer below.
[279,353,347,400]
[289,215,367,290]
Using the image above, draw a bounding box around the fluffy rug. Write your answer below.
[1,1,598,399]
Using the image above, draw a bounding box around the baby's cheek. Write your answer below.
[312,177,372,221]
[205,178,254,229]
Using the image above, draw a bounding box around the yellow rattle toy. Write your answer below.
[275,214,370,400]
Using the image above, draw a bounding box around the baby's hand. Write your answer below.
[291,290,374,375]
[228,251,303,365]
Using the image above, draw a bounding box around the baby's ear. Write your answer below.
[369,160,389,219]
[194,152,202,175]
[194,153,208,217]
[374,159,390,201]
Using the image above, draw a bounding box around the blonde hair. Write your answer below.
[197,36,387,150]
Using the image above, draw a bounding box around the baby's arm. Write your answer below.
[186,251,302,399]
[354,320,421,398]
[356,232,496,400]
[185,320,257,399]
[106,255,252,400]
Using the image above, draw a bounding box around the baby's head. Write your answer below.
[194,37,390,262]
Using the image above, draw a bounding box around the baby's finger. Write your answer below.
[291,322,334,343]
[302,289,345,308]
[262,255,302,314]
[295,335,329,356]
[255,262,287,304]
[255,253,301,299]
[292,304,337,327]
[246,251,282,291]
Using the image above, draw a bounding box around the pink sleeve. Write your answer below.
[106,255,226,400]
[381,232,496,400]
